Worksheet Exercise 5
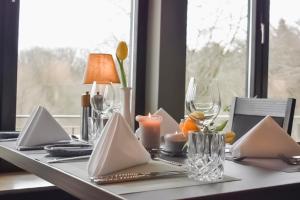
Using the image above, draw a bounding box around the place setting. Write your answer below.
[0,106,93,163]
[227,115,300,173]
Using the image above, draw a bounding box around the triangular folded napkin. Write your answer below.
[136,108,180,137]
[155,108,181,135]
[16,106,71,147]
[88,112,151,177]
[232,116,300,158]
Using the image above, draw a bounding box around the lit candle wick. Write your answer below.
[148,113,151,118]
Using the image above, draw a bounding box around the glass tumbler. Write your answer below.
[186,132,225,182]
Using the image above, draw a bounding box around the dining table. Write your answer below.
[1,140,300,200]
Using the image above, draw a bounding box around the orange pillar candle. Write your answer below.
[137,114,162,151]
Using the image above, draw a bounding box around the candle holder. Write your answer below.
[136,114,162,156]
[164,132,187,154]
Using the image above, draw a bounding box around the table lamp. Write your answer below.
[83,52,120,110]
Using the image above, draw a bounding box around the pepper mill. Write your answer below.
[81,91,91,141]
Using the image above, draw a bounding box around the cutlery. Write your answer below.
[92,170,187,184]
[232,156,247,161]
[278,154,300,165]
[0,138,18,142]
[17,140,85,151]
[152,157,184,166]
[232,155,300,165]
[46,146,92,150]
[47,155,90,163]
[17,145,46,151]
[232,156,279,161]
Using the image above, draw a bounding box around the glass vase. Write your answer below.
[186,132,225,182]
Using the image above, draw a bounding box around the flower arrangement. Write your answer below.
[180,111,236,144]
[116,41,128,88]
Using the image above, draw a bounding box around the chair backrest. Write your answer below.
[228,97,296,140]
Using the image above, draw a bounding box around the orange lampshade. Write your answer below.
[83,53,120,84]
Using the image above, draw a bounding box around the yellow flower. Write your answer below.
[116,41,128,61]
[225,131,236,144]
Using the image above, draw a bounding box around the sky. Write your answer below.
[18,0,131,53]
[18,0,300,51]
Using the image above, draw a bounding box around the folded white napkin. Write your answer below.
[232,115,300,158]
[88,112,151,177]
[16,106,71,147]
[155,108,181,135]
[136,108,180,137]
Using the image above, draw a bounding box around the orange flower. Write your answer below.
[181,117,199,137]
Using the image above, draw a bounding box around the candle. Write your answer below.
[137,114,162,151]
[164,132,187,153]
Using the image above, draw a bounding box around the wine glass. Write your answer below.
[102,83,115,115]
[185,77,221,128]
[90,81,115,116]
[89,81,115,144]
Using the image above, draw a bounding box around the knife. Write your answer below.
[17,140,74,151]
[92,170,187,184]
[17,145,45,151]
[47,155,91,163]
[0,138,18,142]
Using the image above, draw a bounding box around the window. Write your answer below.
[17,0,133,134]
[268,0,300,139]
[186,0,248,114]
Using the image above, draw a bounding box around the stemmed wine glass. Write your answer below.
[185,77,221,129]
[89,81,115,144]
[90,81,115,115]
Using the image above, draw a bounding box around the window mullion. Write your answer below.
[0,0,19,131]
[247,0,270,98]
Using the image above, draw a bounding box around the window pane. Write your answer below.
[17,0,132,133]
[268,0,300,139]
[186,0,248,116]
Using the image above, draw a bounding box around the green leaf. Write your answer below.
[214,120,228,132]
[223,105,231,112]
[182,141,188,151]
[116,54,127,87]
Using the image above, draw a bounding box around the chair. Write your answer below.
[228,97,296,140]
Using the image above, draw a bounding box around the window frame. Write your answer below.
[247,0,270,98]
[0,0,19,131]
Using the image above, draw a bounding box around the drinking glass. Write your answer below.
[185,77,221,128]
[89,82,115,144]
[90,82,115,116]
[186,131,225,182]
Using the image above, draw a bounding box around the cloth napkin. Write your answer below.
[16,106,71,147]
[231,115,300,158]
[88,112,151,177]
[136,108,180,137]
